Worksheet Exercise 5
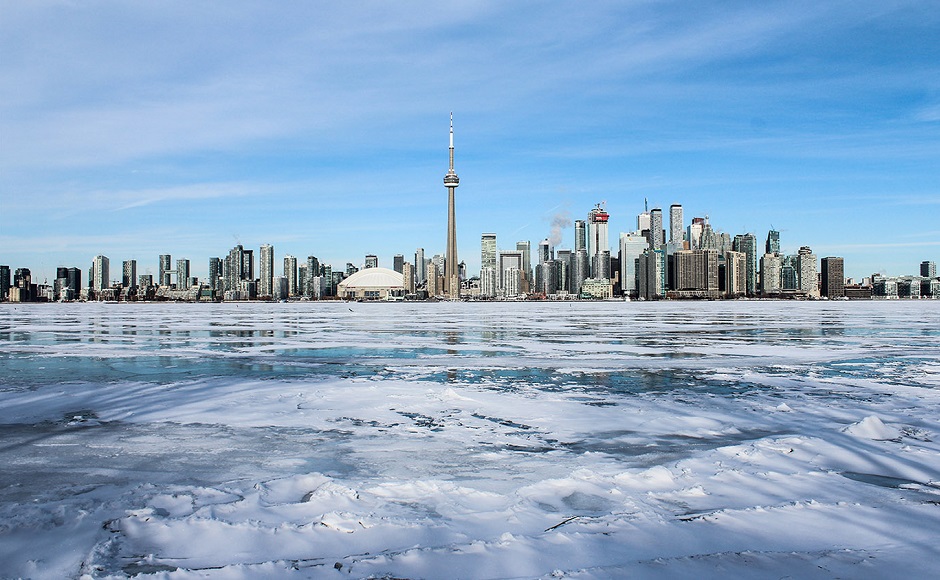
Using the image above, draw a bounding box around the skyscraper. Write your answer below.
[537,239,552,264]
[766,229,781,255]
[159,254,172,286]
[649,208,664,249]
[619,232,649,298]
[797,246,818,297]
[365,255,378,269]
[760,253,782,295]
[821,257,845,298]
[259,244,274,298]
[688,218,705,250]
[444,113,460,298]
[306,256,320,298]
[637,210,651,239]
[732,233,758,296]
[587,204,609,275]
[283,256,298,297]
[402,262,415,293]
[516,241,532,289]
[67,267,81,299]
[414,248,426,285]
[572,249,590,296]
[555,249,572,294]
[638,248,665,300]
[92,255,109,292]
[122,260,137,289]
[225,245,245,292]
[242,250,254,282]
[574,220,587,252]
[724,251,746,297]
[393,254,404,274]
[0,265,9,301]
[498,250,524,296]
[669,204,684,246]
[481,234,497,275]
[176,259,190,290]
[209,257,223,292]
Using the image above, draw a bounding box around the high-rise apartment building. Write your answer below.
[724,250,747,297]
[402,262,415,293]
[821,257,845,298]
[797,246,818,297]
[259,244,274,298]
[760,253,782,295]
[209,258,223,292]
[415,248,426,285]
[122,260,137,289]
[732,233,758,296]
[92,255,109,292]
[922,261,937,278]
[669,204,684,246]
[479,267,497,298]
[283,256,298,297]
[176,259,191,290]
[297,264,308,296]
[225,245,246,292]
[159,254,172,286]
[426,261,442,296]
[674,250,719,296]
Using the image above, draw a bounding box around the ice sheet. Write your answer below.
[1,301,939,578]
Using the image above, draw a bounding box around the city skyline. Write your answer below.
[2,2,939,283]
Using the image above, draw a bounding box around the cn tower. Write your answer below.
[444,113,460,298]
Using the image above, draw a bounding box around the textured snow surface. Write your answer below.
[1,300,939,579]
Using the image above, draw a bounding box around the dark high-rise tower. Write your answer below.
[766,229,780,255]
[444,113,460,298]
[821,257,845,298]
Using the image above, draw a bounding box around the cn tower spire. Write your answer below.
[444,113,460,298]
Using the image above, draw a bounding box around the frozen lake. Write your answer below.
[1,301,939,578]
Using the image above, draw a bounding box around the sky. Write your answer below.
[1,1,939,283]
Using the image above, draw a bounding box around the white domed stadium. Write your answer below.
[337,267,406,300]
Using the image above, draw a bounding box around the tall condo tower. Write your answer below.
[669,204,684,246]
[444,113,460,298]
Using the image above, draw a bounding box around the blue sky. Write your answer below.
[1,1,938,283]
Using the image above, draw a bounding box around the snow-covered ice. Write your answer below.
[1,300,939,578]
